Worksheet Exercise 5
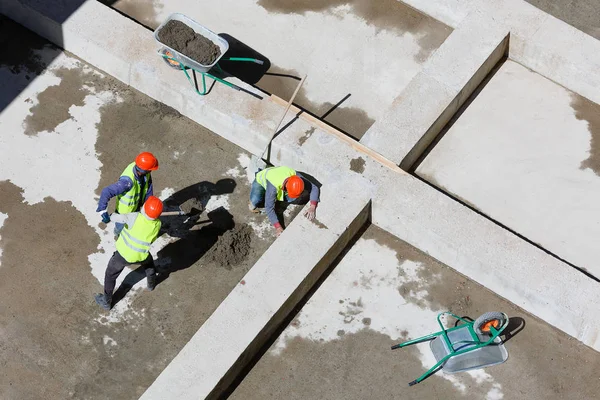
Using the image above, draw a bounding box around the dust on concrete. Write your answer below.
[204,223,253,269]
[257,65,375,140]
[571,93,600,176]
[257,0,452,62]
[0,15,48,75]
[524,0,600,40]
[0,181,101,400]
[158,20,221,66]
[349,156,366,173]
[298,127,316,146]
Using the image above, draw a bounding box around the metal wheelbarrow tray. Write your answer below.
[391,311,509,386]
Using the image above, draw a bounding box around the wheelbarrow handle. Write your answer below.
[225,57,265,65]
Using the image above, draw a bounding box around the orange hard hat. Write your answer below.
[135,152,159,171]
[285,175,304,198]
[144,196,163,219]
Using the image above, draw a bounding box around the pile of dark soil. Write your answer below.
[158,20,221,66]
[205,224,253,269]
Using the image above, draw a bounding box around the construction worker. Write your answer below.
[249,166,319,236]
[96,152,159,238]
[94,196,163,310]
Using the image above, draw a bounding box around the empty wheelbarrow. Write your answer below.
[391,311,509,386]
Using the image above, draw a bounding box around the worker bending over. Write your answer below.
[94,196,163,310]
[96,152,159,238]
[249,166,319,236]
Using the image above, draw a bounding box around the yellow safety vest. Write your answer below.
[116,162,150,214]
[115,214,161,263]
[256,166,296,201]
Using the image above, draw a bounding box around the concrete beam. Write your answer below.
[269,114,600,353]
[360,11,509,169]
[139,185,371,400]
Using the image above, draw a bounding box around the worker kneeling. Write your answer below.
[249,166,320,236]
[94,196,163,310]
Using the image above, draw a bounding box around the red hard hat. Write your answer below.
[285,175,304,198]
[144,196,163,219]
[135,152,159,171]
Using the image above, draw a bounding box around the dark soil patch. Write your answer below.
[158,20,221,66]
[349,157,365,174]
[205,224,253,269]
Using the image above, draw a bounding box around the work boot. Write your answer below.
[146,275,156,292]
[94,293,112,310]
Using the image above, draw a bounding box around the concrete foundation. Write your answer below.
[232,225,600,400]
[416,60,600,277]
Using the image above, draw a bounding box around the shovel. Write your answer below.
[248,74,307,182]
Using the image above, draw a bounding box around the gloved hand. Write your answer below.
[275,225,284,237]
[304,204,317,221]
[98,210,111,224]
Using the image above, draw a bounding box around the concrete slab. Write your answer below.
[0,20,278,399]
[416,60,600,278]
[266,102,600,352]
[231,225,600,400]
[524,0,600,40]
[360,11,508,168]
[139,181,371,399]
[102,0,453,139]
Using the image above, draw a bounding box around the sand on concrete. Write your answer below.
[157,20,221,66]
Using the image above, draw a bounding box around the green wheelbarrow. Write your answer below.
[391,311,509,386]
[154,13,266,99]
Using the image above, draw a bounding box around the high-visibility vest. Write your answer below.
[115,214,161,263]
[116,162,150,214]
[256,166,296,201]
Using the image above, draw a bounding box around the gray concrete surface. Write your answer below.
[232,224,600,400]
[140,180,371,400]
[0,19,278,399]
[104,0,452,139]
[416,60,600,277]
[524,0,600,40]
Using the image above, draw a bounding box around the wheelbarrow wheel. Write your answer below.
[474,312,506,335]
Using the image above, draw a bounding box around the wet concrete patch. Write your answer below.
[0,181,100,400]
[298,127,316,146]
[571,94,600,176]
[233,224,600,400]
[311,218,329,229]
[257,0,451,63]
[24,67,94,135]
[257,66,375,139]
[232,330,465,400]
[349,156,365,173]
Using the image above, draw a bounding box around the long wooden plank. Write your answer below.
[269,94,407,175]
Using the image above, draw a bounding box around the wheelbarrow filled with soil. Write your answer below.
[154,13,269,97]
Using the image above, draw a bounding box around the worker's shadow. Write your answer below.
[111,207,235,305]
[160,179,236,237]
[275,172,322,229]
[111,179,236,305]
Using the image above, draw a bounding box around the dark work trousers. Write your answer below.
[104,251,156,297]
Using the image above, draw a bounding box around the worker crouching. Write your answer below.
[249,166,319,236]
[94,196,163,310]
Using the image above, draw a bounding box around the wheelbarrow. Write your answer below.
[391,311,509,386]
[154,13,267,98]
